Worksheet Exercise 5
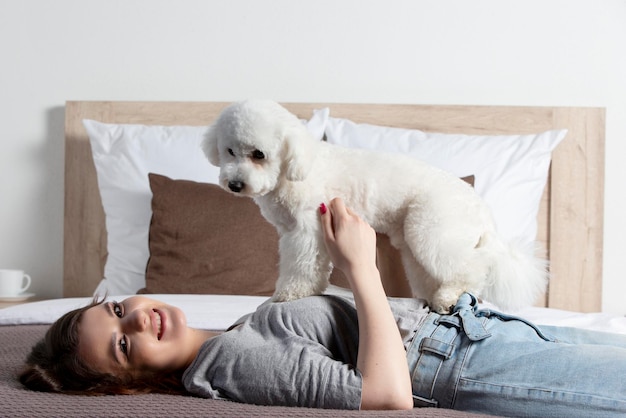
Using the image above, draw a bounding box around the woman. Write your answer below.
[20,198,626,416]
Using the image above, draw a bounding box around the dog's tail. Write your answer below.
[480,233,549,310]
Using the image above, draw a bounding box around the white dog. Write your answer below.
[202,100,548,313]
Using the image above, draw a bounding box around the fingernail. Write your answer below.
[319,203,327,215]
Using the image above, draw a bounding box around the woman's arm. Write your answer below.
[320,198,413,410]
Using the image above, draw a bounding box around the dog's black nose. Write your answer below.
[228,181,244,193]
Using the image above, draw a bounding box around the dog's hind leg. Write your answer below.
[401,213,489,313]
[396,244,439,304]
[271,229,333,302]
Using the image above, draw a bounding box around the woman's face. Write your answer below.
[78,296,211,379]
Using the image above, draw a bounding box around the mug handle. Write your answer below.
[20,274,32,293]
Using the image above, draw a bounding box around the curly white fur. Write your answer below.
[202,100,548,313]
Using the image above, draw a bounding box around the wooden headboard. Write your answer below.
[64,102,605,312]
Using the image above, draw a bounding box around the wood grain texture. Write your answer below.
[64,102,605,312]
[548,107,605,312]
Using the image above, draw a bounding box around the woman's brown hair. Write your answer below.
[19,297,186,395]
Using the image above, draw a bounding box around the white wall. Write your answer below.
[1,0,624,313]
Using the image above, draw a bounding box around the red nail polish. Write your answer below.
[319,203,327,215]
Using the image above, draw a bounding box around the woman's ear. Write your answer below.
[201,126,221,166]
[283,125,316,182]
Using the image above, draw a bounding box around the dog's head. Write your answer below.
[202,100,316,197]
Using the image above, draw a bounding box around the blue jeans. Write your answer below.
[406,293,626,417]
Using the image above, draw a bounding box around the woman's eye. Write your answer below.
[119,336,128,355]
[113,302,123,318]
[227,148,235,156]
[252,150,265,160]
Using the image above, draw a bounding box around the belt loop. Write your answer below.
[419,337,455,359]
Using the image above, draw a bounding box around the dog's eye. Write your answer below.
[252,150,265,160]
[227,148,235,156]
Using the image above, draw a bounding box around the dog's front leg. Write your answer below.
[271,229,332,302]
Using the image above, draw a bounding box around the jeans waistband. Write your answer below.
[408,293,489,408]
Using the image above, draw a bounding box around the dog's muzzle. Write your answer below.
[228,180,244,193]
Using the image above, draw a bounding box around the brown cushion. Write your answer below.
[141,173,476,297]
[461,175,475,187]
[140,173,279,295]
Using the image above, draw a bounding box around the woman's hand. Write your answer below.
[320,198,413,410]
[319,198,377,281]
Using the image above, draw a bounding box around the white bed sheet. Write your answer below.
[0,294,268,330]
[1,290,625,335]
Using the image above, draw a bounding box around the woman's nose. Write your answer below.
[122,309,148,333]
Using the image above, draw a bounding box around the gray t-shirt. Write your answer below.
[182,295,429,409]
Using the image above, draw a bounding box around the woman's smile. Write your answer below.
[77,296,216,378]
[153,309,164,340]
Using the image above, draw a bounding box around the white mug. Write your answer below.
[0,269,32,297]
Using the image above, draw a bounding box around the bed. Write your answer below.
[0,101,618,417]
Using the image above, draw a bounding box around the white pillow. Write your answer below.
[320,111,566,245]
[84,111,328,296]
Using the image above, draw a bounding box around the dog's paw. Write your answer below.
[270,292,296,303]
[431,288,463,314]
[431,303,454,314]
[271,289,315,302]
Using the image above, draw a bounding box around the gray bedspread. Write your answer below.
[0,324,496,417]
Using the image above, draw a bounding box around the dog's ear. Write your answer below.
[201,126,221,166]
[283,125,316,182]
